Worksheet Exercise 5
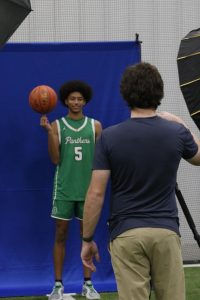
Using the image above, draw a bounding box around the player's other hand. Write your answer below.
[81,241,100,272]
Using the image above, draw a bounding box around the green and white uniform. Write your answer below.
[51,116,95,220]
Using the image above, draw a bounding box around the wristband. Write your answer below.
[82,236,94,242]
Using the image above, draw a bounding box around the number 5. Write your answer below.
[75,146,82,161]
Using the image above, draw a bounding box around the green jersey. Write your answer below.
[53,116,95,202]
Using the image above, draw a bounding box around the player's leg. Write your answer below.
[109,228,151,300]
[150,228,185,300]
[53,219,69,280]
[49,200,73,300]
[76,201,100,299]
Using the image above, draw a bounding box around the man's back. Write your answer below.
[93,115,198,239]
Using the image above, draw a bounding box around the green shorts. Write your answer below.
[51,200,84,220]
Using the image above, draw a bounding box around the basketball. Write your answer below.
[29,85,57,114]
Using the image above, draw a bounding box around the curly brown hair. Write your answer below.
[59,80,93,106]
[120,62,164,109]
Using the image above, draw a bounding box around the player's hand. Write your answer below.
[40,115,52,132]
[81,241,100,272]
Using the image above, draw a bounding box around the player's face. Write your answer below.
[65,92,86,113]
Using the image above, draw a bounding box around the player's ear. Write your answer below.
[64,98,69,107]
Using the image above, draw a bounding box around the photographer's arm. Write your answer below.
[158,111,200,165]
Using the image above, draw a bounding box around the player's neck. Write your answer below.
[67,111,85,120]
[131,108,156,118]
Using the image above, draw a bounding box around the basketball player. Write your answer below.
[40,80,102,300]
[81,63,200,300]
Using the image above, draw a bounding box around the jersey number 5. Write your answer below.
[75,146,82,161]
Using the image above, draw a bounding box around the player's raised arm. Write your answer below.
[40,116,60,164]
[158,111,200,165]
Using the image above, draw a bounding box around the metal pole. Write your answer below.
[175,183,200,248]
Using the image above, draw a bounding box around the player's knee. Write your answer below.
[55,230,67,244]
[55,224,68,243]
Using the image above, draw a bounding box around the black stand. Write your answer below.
[175,183,200,248]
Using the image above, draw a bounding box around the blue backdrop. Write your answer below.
[0,41,141,297]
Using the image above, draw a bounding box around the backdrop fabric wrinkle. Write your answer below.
[0,41,141,296]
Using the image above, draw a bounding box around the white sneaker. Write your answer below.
[49,282,64,300]
[82,281,100,299]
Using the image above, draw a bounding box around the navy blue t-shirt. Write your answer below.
[93,116,198,240]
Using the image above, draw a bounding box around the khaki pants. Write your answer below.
[110,228,185,300]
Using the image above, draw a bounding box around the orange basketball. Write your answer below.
[29,85,57,114]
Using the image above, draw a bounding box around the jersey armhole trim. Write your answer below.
[56,120,61,144]
[91,118,95,143]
